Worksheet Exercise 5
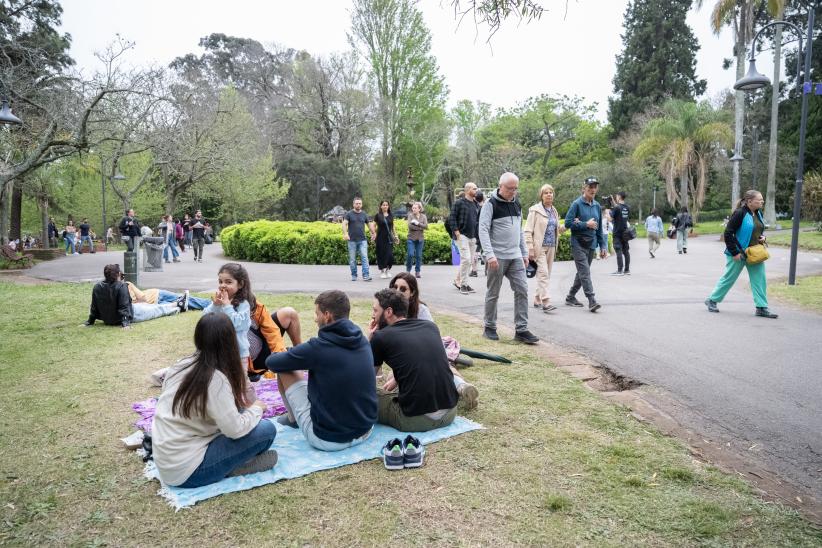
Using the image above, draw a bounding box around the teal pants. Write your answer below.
[708,255,768,308]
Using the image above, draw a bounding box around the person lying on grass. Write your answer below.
[368,289,478,433]
[152,313,277,488]
[83,264,182,329]
[125,282,211,311]
[265,290,377,451]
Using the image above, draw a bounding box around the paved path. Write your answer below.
[27,236,822,501]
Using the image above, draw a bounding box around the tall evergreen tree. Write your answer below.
[608,0,706,136]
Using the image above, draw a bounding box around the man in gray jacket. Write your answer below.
[478,172,539,345]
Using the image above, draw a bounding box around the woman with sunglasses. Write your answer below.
[388,272,432,321]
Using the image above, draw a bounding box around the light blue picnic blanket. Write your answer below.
[144,416,483,509]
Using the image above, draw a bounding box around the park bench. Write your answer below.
[1,244,33,268]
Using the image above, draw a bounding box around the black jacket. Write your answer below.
[87,280,133,327]
[118,215,141,238]
[448,197,480,239]
[673,212,693,231]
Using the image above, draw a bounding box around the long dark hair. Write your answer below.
[375,200,392,224]
[172,313,249,419]
[389,271,425,319]
[218,262,257,312]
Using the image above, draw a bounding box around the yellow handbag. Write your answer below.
[745,243,769,264]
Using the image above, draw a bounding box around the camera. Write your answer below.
[604,195,615,208]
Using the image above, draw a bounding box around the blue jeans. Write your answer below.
[162,234,180,261]
[185,230,192,246]
[347,240,370,279]
[179,419,277,488]
[64,235,75,254]
[405,239,424,273]
[157,290,211,310]
[80,235,94,252]
[132,303,179,322]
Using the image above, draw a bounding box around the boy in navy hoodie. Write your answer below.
[266,290,377,451]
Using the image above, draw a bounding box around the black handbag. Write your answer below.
[623,225,637,241]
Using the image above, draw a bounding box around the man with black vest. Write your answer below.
[478,172,538,344]
[610,191,631,275]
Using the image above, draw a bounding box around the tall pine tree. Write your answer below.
[608,0,706,136]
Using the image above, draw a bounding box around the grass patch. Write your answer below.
[1,281,821,546]
[768,230,822,251]
[769,275,822,313]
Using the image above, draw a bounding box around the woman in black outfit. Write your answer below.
[374,200,398,279]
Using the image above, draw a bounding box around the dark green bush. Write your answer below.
[221,220,575,264]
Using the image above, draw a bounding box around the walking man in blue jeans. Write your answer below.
[565,177,608,312]
[342,197,376,282]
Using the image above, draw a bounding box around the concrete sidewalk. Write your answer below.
[26,236,822,505]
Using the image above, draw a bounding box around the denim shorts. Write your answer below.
[285,380,372,451]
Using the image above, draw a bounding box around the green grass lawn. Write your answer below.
[1,281,820,546]
[634,220,815,239]
[769,275,822,313]
[767,231,822,251]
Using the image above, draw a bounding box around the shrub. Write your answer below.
[221,220,575,264]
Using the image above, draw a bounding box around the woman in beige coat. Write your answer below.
[524,184,565,311]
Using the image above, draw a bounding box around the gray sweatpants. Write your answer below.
[568,243,596,303]
[484,257,529,331]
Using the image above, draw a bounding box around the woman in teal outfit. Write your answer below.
[705,189,778,318]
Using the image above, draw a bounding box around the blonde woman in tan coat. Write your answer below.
[524,184,565,312]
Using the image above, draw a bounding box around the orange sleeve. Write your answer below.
[253,303,286,354]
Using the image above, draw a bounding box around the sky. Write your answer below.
[58,0,772,122]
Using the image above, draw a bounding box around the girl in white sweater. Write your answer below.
[152,313,277,487]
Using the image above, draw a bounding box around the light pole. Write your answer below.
[101,163,125,252]
[734,1,817,285]
[316,176,328,220]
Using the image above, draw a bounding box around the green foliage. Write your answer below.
[220,220,452,264]
[608,0,706,135]
[476,95,612,187]
[222,218,574,264]
[801,171,822,223]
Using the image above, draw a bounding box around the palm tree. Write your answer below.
[764,0,788,226]
[696,0,758,210]
[634,100,733,220]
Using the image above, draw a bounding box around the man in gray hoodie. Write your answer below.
[478,172,539,345]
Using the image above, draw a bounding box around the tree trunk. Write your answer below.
[764,13,784,226]
[732,52,746,210]
[680,169,689,211]
[0,180,12,244]
[10,180,22,242]
[40,196,49,249]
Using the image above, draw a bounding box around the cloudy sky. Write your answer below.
[58,0,770,121]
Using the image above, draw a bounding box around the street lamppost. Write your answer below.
[101,166,125,252]
[733,1,817,285]
[727,125,761,188]
[0,98,22,126]
[316,176,328,220]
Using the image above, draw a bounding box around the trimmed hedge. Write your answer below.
[220,219,577,265]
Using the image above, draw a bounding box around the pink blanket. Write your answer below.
[133,377,288,432]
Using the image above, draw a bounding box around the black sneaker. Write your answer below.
[683,248,687,254]
[755,307,778,319]
[649,251,655,258]
[227,450,278,477]
[565,296,584,307]
[460,285,470,295]
[589,301,601,313]
[483,327,499,341]
[623,271,631,276]
[177,290,189,312]
[469,270,478,277]
[514,330,539,345]
[402,435,424,468]
[383,438,404,470]
[463,285,476,293]
[705,299,719,313]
